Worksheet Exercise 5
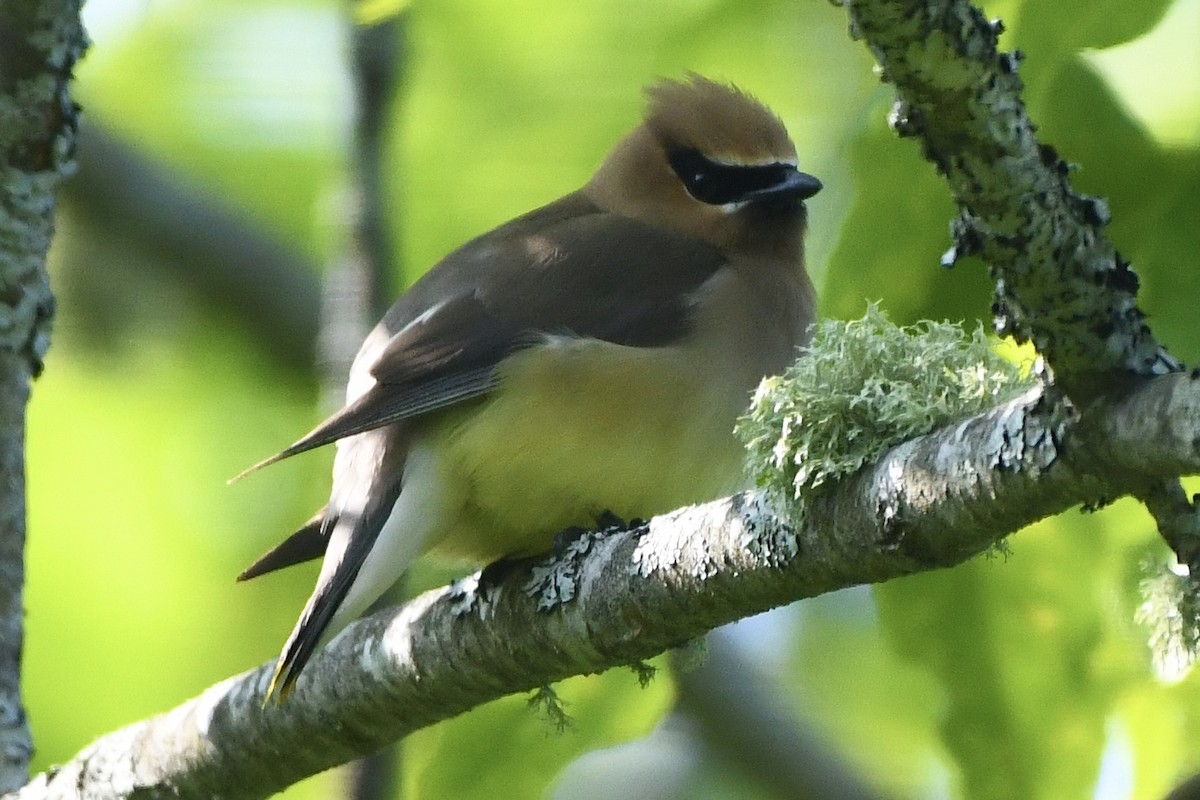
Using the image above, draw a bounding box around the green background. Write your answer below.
[25,0,1200,797]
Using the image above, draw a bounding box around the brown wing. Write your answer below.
[235,191,727,476]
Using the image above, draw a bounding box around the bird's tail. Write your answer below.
[262,435,413,705]
[264,563,359,704]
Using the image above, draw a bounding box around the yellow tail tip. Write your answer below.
[227,453,283,486]
[263,665,297,707]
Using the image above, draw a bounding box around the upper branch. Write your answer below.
[841,0,1181,399]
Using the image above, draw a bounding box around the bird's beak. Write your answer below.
[745,166,823,203]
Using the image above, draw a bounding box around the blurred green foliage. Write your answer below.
[24,0,1200,797]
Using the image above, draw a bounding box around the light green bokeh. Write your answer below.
[1085,0,1200,148]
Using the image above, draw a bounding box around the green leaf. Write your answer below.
[1013,0,1172,54]
[355,0,411,26]
[789,591,951,796]
[1083,0,1200,149]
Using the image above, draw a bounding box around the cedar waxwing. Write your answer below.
[238,75,822,702]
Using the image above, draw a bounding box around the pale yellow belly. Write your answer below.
[424,337,753,562]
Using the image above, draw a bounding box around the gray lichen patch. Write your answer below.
[631,493,798,581]
[632,503,723,580]
[523,531,615,612]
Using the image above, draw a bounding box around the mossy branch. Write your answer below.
[839,0,1181,400]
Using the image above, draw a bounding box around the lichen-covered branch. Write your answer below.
[0,0,86,791]
[14,372,1200,800]
[839,0,1180,399]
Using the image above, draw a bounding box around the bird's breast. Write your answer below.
[425,335,754,561]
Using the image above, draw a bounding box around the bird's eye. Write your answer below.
[666,147,803,207]
[667,149,724,204]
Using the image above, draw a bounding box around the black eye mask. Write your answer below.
[667,147,817,206]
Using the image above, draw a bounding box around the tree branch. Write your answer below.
[0,0,86,791]
[1136,481,1200,575]
[840,0,1180,400]
[838,0,1196,573]
[12,372,1200,799]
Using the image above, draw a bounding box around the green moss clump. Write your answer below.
[737,304,1036,509]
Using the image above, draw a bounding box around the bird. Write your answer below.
[236,74,822,703]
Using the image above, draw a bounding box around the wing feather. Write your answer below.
[236,192,727,478]
[237,508,327,581]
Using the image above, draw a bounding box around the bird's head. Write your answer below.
[586,74,822,253]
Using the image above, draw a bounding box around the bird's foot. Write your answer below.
[479,555,528,592]
[551,510,641,555]
[449,555,534,616]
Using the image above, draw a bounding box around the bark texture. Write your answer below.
[838,0,1197,570]
[0,0,85,791]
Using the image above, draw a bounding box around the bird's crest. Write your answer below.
[644,74,795,165]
